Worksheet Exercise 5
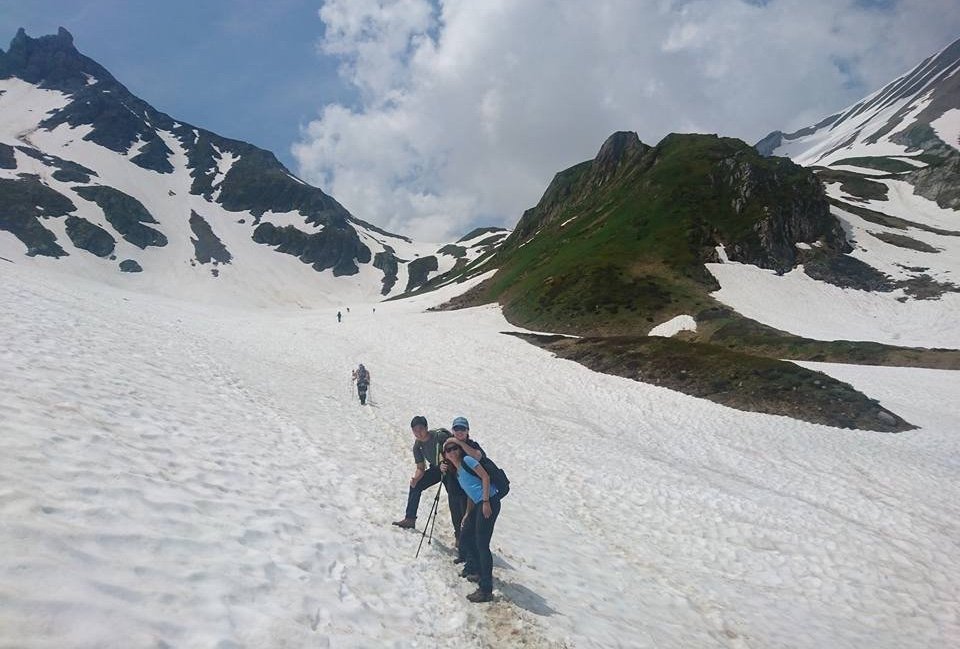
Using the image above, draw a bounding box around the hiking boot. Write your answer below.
[467,589,493,603]
[392,518,416,529]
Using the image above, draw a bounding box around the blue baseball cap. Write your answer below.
[451,416,469,430]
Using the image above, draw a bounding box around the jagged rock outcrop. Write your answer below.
[0,175,75,257]
[373,250,400,295]
[405,256,439,292]
[711,152,850,272]
[71,186,167,249]
[251,222,371,276]
[64,215,115,257]
[189,211,231,264]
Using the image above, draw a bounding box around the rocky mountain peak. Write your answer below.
[594,131,644,167]
[0,27,109,93]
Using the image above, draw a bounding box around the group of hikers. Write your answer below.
[347,363,507,602]
[392,415,508,603]
[337,306,375,323]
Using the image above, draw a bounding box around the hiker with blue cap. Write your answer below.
[392,415,483,534]
[440,417,486,566]
[442,417,502,603]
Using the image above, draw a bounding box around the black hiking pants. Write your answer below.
[461,497,501,593]
[444,473,469,557]
[404,467,462,541]
[357,382,368,404]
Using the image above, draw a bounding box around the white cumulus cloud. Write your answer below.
[293,0,960,241]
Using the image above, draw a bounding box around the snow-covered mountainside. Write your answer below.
[756,37,960,168]
[0,28,507,305]
[734,37,960,347]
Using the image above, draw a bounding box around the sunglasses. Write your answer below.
[443,446,460,453]
[452,426,467,432]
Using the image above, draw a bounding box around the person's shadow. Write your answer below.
[429,544,558,616]
[497,580,558,616]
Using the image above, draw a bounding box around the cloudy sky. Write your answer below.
[3,1,959,241]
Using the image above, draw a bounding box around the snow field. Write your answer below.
[706,176,960,349]
[647,314,697,337]
[2,262,959,648]
[707,261,960,348]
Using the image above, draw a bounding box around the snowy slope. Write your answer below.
[759,38,960,165]
[0,31,503,306]
[2,262,959,649]
[724,39,960,348]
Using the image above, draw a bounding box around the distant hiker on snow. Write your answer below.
[337,311,342,323]
[351,364,370,405]
[393,416,460,532]
[442,419,502,603]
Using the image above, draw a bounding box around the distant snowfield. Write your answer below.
[2,263,959,649]
[707,262,960,348]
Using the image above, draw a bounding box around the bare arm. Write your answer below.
[472,463,495,518]
[410,460,425,486]
[462,498,475,528]
[450,438,483,462]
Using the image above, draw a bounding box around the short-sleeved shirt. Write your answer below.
[412,429,451,468]
[457,455,499,504]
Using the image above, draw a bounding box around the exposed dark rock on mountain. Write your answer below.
[511,332,915,432]
[456,226,507,243]
[0,143,15,168]
[373,249,400,295]
[119,259,142,272]
[904,150,960,209]
[65,215,115,257]
[711,150,850,272]
[405,256,439,292]
[251,222,371,276]
[438,244,466,258]
[189,211,231,264]
[16,146,97,182]
[0,175,75,257]
[72,186,167,249]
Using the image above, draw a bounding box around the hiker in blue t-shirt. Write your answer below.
[442,424,500,604]
[440,417,485,566]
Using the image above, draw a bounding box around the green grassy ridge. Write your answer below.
[509,332,914,432]
[483,132,832,335]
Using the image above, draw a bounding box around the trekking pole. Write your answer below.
[428,482,441,545]
[415,483,443,558]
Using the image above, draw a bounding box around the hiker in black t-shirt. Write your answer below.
[393,416,448,528]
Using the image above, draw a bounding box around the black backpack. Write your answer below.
[462,456,510,499]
